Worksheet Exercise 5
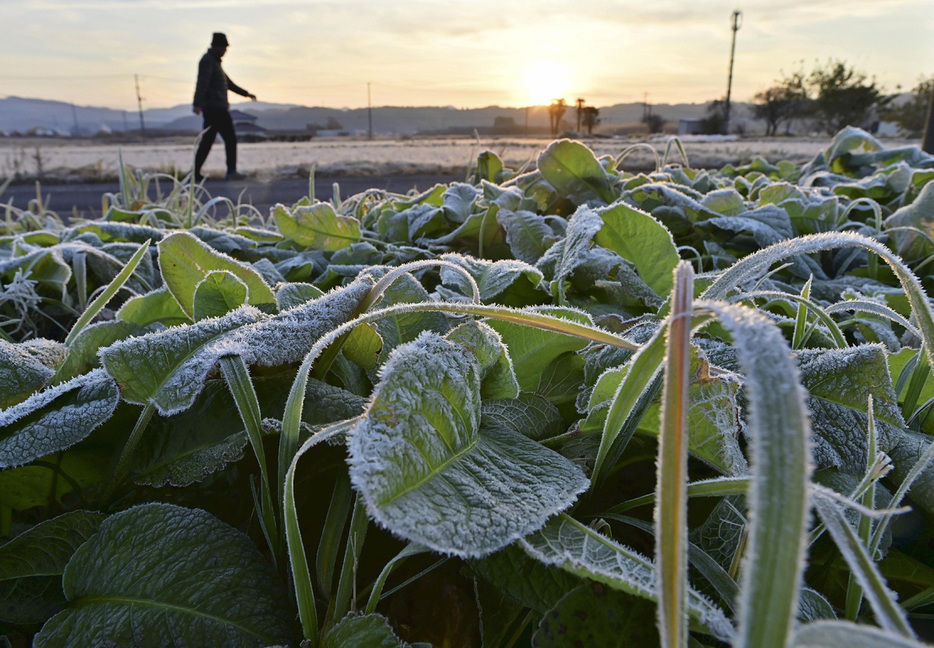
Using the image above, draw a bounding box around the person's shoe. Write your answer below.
[194,172,205,183]
[225,171,247,181]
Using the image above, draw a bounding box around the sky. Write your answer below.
[1,0,932,112]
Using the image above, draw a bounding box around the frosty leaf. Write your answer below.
[0,369,119,469]
[884,180,934,262]
[438,253,544,303]
[370,272,449,363]
[537,206,604,300]
[481,392,564,442]
[276,282,324,311]
[441,183,480,224]
[0,338,65,408]
[796,345,903,474]
[702,188,747,216]
[273,202,362,251]
[592,203,680,297]
[496,209,559,263]
[53,321,144,384]
[102,306,265,414]
[323,613,414,648]
[538,139,616,204]
[348,332,588,558]
[192,270,249,321]
[102,279,371,416]
[344,323,383,371]
[158,231,276,318]
[793,620,928,648]
[33,503,294,648]
[0,511,106,624]
[519,514,733,641]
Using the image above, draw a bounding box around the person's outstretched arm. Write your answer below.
[226,75,257,101]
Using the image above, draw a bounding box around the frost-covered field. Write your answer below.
[0,135,920,182]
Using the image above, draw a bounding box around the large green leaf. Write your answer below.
[592,203,680,297]
[323,613,419,648]
[486,306,591,392]
[273,202,362,250]
[796,345,904,474]
[538,139,616,204]
[34,503,294,648]
[158,231,276,318]
[0,369,119,469]
[0,511,106,624]
[192,270,249,321]
[348,332,588,558]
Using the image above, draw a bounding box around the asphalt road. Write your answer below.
[2,173,464,221]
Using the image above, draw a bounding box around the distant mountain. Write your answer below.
[0,95,745,136]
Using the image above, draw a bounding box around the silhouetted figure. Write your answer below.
[192,32,256,181]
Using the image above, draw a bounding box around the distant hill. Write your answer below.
[0,95,754,136]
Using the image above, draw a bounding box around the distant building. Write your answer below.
[230,110,266,138]
[678,119,704,136]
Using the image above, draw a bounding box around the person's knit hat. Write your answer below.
[211,33,229,47]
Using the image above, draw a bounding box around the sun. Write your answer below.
[523,61,570,106]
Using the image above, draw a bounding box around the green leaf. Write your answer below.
[793,620,929,648]
[34,503,294,648]
[273,202,362,250]
[348,332,588,558]
[593,203,680,297]
[538,139,616,204]
[519,514,733,642]
[158,231,276,319]
[797,345,904,474]
[496,209,560,264]
[533,584,660,648]
[0,449,108,511]
[0,511,106,624]
[474,150,504,184]
[323,613,413,648]
[445,321,520,400]
[486,307,591,392]
[481,392,564,442]
[193,270,249,321]
[0,369,119,469]
[0,338,65,408]
[53,321,144,384]
[473,543,581,614]
[102,279,371,416]
[116,286,192,328]
[277,282,325,311]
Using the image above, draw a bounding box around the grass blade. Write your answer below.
[813,491,915,638]
[62,239,150,348]
[656,261,694,648]
[697,300,812,648]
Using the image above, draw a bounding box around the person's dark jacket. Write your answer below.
[193,50,250,110]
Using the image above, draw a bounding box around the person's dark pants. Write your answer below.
[194,108,237,177]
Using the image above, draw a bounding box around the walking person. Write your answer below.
[192,32,257,181]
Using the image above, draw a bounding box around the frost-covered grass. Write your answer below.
[0,134,901,182]
[2,128,934,648]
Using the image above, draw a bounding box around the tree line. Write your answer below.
[750,59,932,137]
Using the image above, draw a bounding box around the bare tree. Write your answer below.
[582,106,600,135]
[549,99,567,137]
[752,71,809,136]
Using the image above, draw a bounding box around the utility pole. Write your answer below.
[923,83,934,154]
[367,82,374,141]
[723,10,742,135]
[576,97,585,132]
[135,74,146,139]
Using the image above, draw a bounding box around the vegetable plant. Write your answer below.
[2,127,934,647]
